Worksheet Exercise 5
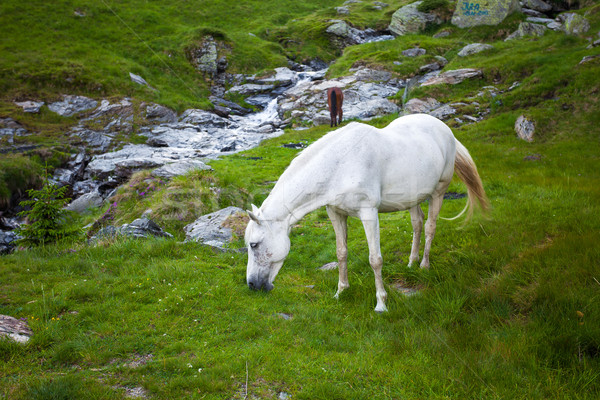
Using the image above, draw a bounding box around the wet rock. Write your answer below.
[522,0,552,13]
[458,43,494,57]
[451,0,520,28]
[0,315,33,343]
[419,62,441,73]
[151,160,212,179]
[515,115,535,142]
[48,95,98,117]
[226,83,276,96]
[505,22,547,40]
[179,109,232,128]
[184,206,246,249]
[71,127,113,152]
[210,96,253,116]
[14,100,44,113]
[0,230,19,255]
[389,2,442,36]
[421,68,483,86]
[86,144,204,180]
[145,103,177,123]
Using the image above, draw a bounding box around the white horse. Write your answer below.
[245,114,488,312]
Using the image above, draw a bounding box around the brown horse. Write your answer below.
[327,87,344,127]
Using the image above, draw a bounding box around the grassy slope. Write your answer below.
[2,1,600,399]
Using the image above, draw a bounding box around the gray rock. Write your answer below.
[129,72,152,88]
[179,109,231,128]
[457,43,494,57]
[146,104,177,123]
[14,101,44,113]
[319,262,339,271]
[48,95,98,117]
[71,127,113,152]
[86,144,204,179]
[0,230,19,255]
[429,104,456,120]
[505,22,547,40]
[419,62,441,73]
[579,55,600,65]
[421,68,483,86]
[336,6,350,15]
[522,0,552,13]
[389,2,442,36]
[120,217,173,239]
[151,160,212,179]
[404,97,442,114]
[0,118,27,142]
[226,83,276,96]
[434,55,448,66]
[0,314,33,343]
[433,30,451,38]
[525,17,555,25]
[402,47,426,57]
[191,36,219,75]
[451,0,520,28]
[522,8,546,18]
[66,191,104,213]
[561,13,590,35]
[515,115,535,142]
[184,206,246,249]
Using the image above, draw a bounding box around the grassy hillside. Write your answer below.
[1,1,600,399]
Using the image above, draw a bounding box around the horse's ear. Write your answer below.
[247,204,261,225]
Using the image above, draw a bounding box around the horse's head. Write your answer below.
[245,204,290,292]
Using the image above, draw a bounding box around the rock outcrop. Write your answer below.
[389,2,442,36]
[451,0,521,28]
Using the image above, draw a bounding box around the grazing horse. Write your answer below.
[327,87,344,127]
[245,114,488,312]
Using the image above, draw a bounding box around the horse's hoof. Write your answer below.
[374,305,388,313]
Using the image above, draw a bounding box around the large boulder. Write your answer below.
[523,0,552,13]
[451,0,521,28]
[389,2,442,36]
[560,13,590,35]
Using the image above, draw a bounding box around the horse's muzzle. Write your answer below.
[247,276,273,292]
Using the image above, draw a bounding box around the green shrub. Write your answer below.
[16,177,77,247]
[0,155,42,208]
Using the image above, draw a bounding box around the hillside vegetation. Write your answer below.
[1,0,600,399]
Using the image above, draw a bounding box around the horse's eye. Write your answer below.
[250,242,259,249]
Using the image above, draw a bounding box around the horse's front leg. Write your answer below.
[360,208,387,313]
[326,206,349,298]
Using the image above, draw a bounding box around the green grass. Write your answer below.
[2,1,600,399]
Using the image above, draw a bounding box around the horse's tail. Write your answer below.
[446,139,489,220]
[330,90,337,116]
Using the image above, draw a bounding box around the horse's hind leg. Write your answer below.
[408,205,424,267]
[360,208,387,313]
[420,193,444,269]
[327,206,349,298]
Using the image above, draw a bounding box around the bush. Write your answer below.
[16,177,77,247]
